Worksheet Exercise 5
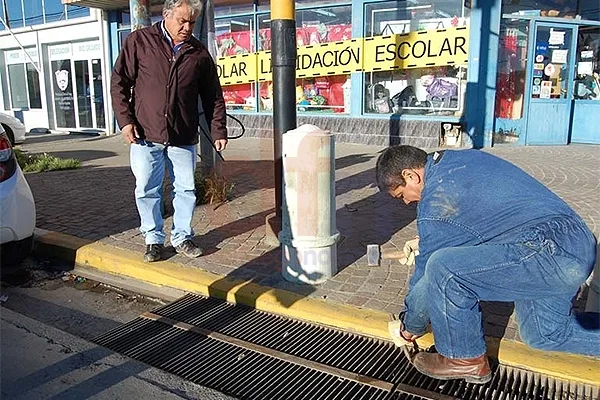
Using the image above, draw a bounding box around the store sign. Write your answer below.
[216,27,469,86]
[49,44,73,60]
[217,53,257,85]
[5,48,39,65]
[363,27,469,71]
[72,41,102,59]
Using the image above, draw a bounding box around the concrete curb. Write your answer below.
[34,229,600,385]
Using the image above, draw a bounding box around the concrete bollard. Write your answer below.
[279,124,339,284]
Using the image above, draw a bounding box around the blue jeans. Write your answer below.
[404,217,599,358]
[130,141,197,247]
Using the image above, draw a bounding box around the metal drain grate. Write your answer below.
[94,294,599,400]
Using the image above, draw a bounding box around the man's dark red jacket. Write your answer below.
[111,22,227,145]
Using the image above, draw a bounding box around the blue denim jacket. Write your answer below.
[403,149,591,334]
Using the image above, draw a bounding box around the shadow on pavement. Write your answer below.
[23,133,114,146]
[26,166,139,240]
[335,153,376,170]
[25,149,118,164]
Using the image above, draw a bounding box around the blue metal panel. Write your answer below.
[526,102,571,144]
[493,117,527,145]
[524,22,577,145]
[571,101,600,144]
[349,0,364,118]
[108,11,120,67]
[465,0,502,148]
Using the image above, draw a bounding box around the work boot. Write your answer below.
[144,244,164,263]
[175,240,204,258]
[412,352,492,384]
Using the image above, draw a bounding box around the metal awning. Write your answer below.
[62,0,256,11]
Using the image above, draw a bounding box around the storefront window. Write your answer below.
[8,65,28,108]
[574,26,600,100]
[26,64,42,108]
[255,6,353,114]
[364,1,469,116]
[51,59,76,128]
[502,0,599,21]
[24,0,44,25]
[0,1,5,30]
[66,5,90,19]
[215,14,256,111]
[215,5,254,17]
[6,0,25,28]
[44,0,66,23]
[5,48,42,110]
[495,20,529,119]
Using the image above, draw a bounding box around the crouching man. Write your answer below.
[376,146,599,384]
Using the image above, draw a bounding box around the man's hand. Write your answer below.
[399,236,419,266]
[122,124,140,144]
[214,138,228,152]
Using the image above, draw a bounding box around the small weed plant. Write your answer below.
[13,148,81,173]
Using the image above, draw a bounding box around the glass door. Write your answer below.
[51,59,76,129]
[570,25,600,144]
[525,22,577,145]
[92,59,106,129]
[74,60,93,128]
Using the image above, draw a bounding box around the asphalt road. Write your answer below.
[0,258,237,400]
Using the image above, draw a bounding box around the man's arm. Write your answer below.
[110,34,138,131]
[198,53,227,148]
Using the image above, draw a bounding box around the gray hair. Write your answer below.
[163,0,203,16]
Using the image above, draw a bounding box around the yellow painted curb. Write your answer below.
[36,233,600,385]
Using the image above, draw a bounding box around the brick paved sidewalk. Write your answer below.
[21,133,600,345]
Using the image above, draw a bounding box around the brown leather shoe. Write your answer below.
[412,352,492,384]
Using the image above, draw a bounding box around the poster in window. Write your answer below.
[52,60,76,128]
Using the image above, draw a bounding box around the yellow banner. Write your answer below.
[363,27,469,71]
[216,26,469,86]
[254,39,362,82]
[216,53,257,86]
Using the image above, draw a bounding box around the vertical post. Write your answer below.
[194,0,218,177]
[464,0,501,148]
[271,1,296,226]
[129,0,151,31]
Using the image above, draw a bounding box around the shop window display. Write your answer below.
[574,26,599,100]
[255,6,352,114]
[495,20,529,119]
[502,0,599,21]
[214,15,256,111]
[364,1,469,116]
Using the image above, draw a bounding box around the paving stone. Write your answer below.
[24,135,600,348]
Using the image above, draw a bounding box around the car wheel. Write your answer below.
[2,124,15,146]
[0,235,34,267]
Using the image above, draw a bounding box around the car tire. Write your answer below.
[2,124,15,146]
[0,235,34,267]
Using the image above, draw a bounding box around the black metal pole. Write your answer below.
[271,3,297,225]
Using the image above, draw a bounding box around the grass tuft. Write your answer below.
[14,149,81,173]
[195,171,234,205]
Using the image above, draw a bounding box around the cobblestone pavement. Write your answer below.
[20,132,600,344]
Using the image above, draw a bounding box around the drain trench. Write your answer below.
[141,311,458,400]
[93,294,599,400]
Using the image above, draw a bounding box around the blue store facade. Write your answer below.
[71,0,599,146]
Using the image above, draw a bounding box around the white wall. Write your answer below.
[0,13,108,133]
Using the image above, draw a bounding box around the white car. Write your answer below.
[0,112,27,145]
[0,124,35,265]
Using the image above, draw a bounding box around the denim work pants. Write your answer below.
[130,141,197,247]
[406,217,599,358]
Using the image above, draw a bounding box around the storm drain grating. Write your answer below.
[94,294,599,400]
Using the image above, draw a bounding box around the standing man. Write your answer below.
[111,0,227,262]
[376,146,599,384]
